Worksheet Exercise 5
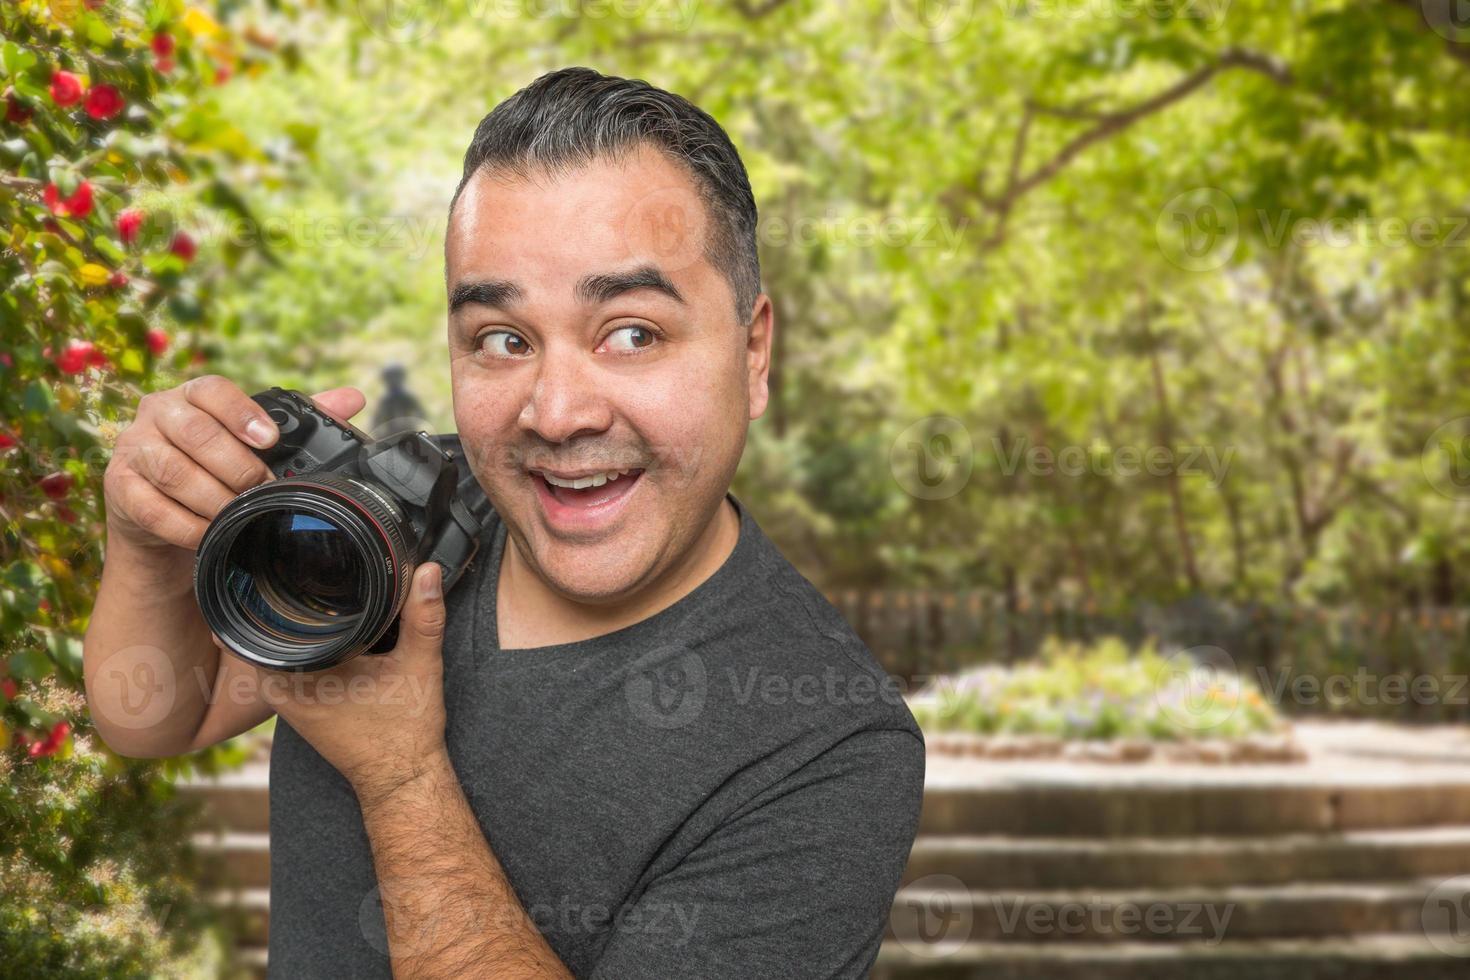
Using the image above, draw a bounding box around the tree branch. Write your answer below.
[946,49,1291,248]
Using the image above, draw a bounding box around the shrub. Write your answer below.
[3,0,294,973]
[911,636,1283,741]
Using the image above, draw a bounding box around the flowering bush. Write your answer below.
[2,0,296,972]
[911,636,1284,742]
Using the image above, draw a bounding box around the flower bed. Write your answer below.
[911,637,1301,763]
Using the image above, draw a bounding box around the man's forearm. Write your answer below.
[82,532,220,756]
[357,749,574,979]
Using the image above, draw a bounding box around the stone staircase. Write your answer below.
[179,723,1470,978]
[874,734,1470,979]
[183,760,271,975]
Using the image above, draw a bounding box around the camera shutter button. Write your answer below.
[268,408,298,435]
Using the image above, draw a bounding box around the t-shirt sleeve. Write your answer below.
[587,728,925,980]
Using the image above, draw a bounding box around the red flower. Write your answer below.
[5,93,31,126]
[0,430,15,449]
[85,345,109,369]
[28,721,71,758]
[109,271,129,288]
[56,340,94,374]
[0,678,17,700]
[117,207,144,244]
[39,472,74,500]
[0,353,11,368]
[43,181,94,219]
[156,57,175,74]
[57,506,79,525]
[146,329,169,355]
[84,84,124,120]
[214,62,233,85]
[151,32,175,58]
[170,230,197,261]
[49,71,82,107]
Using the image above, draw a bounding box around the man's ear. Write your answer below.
[745,294,774,421]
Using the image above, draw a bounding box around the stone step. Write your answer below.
[238,945,267,980]
[887,877,1470,944]
[188,752,1470,839]
[211,888,270,946]
[903,827,1470,889]
[177,763,270,834]
[920,760,1470,837]
[871,934,1470,980]
[194,831,270,889]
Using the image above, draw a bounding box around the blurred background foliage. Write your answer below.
[208,0,1470,607]
[5,0,1470,973]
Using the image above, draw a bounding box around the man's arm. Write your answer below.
[82,377,368,758]
[355,746,574,978]
[588,728,926,979]
[266,561,574,978]
[83,531,274,756]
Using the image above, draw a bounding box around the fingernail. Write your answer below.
[245,418,276,448]
[420,564,442,600]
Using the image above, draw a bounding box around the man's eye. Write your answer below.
[477,331,531,357]
[603,325,657,352]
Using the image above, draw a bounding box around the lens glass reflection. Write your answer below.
[224,509,368,642]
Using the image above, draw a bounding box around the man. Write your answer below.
[84,67,924,978]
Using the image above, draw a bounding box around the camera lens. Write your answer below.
[226,510,370,639]
[195,475,415,671]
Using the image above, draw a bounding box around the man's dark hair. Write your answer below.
[449,66,760,324]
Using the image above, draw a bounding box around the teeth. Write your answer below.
[541,469,632,490]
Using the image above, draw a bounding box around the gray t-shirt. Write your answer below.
[266,492,925,978]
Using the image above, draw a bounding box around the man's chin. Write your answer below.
[499,506,653,599]
[524,542,658,606]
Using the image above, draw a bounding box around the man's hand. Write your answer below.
[268,562,450,807]
[84,377,366,759]
[272,563,574,978]
[103,374,365,554]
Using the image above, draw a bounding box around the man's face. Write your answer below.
[445,145,770,603]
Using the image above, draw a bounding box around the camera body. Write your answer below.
[193,387,493,672]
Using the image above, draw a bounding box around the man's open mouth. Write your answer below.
[530,467,645,510]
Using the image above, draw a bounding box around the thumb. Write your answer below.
[396,563,446,653]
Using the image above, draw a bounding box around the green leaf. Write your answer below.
[167,292,202,323]
[92,235,126,262]
[3,42,38,77]
[22,380,55,417]
[82,15,115,48]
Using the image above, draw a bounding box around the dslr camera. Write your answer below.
[193,388,493,671]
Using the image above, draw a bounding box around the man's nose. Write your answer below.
[517,347,614,444]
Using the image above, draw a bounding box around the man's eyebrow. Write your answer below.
[448,265,687,317]
[575,265,686,307]
[448,279,524,315]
